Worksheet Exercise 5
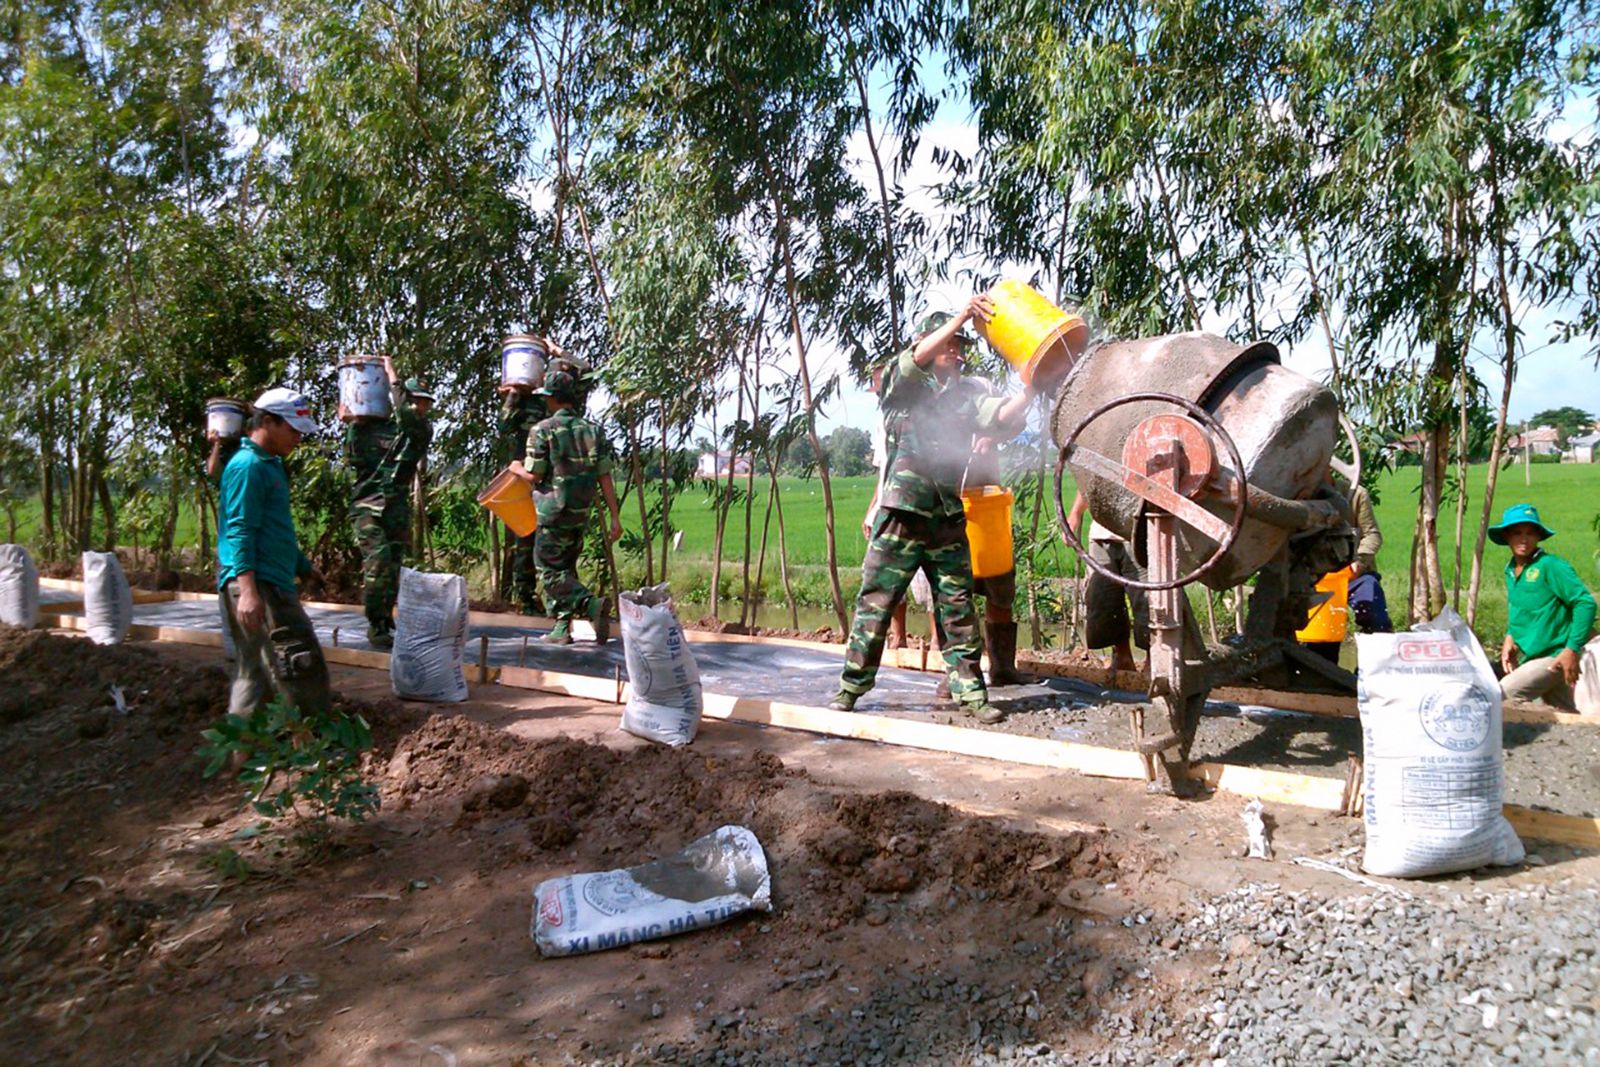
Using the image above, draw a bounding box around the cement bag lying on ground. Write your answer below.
[618,584,702,746]
[531,825,771,958]
[82,551,132,646]
[390,567,468,702]
[0,544,40,628]
[1357,607,1524,877]
[1574,635,1600,716]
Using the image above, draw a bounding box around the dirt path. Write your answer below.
[3,629,1597,1066]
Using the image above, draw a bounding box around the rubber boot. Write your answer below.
[961,699,1005,725]
[827,690,859,712]
[544,620,573,645]
[367,625,394,652]
[985,621,1026,687]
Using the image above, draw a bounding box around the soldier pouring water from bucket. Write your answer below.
[830,297,1036,723]
[497,334,552,616]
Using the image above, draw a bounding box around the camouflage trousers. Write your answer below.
[511,531,540,613]
[840,508,986,706]
[535,523,599,621]
[352,494,409,636]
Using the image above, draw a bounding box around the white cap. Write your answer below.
[251,388,318,434]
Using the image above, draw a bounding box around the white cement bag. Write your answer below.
[1573,635,1600,716]
[389,567,468,702]
[82,551,132,646]
[1356,607,1524,878]
[531,825,771,957]
[0,544,40,628]
[619,584,702,746]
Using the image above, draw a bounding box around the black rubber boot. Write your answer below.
[985,621,1026,687]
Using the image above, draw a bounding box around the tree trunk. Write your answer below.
[1452,367,1469,609]
[97,469,116,554]
[752,462,777,620]
[627,419,654,584]
[658,400,671,583]
[766,451,800,629]
[739,353,762,628]
[1301,228,1340,387]
[1419,421,1448,619]
[850,53,902,349]
[1407,501,1424,627]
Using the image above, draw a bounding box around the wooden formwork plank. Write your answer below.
[1503,806,1600,849]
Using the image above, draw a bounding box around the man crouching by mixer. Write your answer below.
[830,297,1035,723]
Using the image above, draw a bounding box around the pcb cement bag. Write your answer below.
[618,584,702,746]
[389,567,468,702]
[531,825,771,958]
[1573,635,1600,717]
[82,551,132,646]
[0,544,40,628]
[1356,607,1524,878]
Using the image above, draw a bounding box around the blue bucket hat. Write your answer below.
[1488,503,1556,545]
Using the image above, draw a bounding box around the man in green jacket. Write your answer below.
[1493,503,1597,710]
[830,299,1034,724]
[219,388,328,717]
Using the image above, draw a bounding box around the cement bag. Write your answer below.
[618,584,702,746]
[1356,607,1524,877]
[1573,635,1600,716]
[389,567,468,702]
[82,551,132,646]
[0,544,40,628]
[531,825,771,958]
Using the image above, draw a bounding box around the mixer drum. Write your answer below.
[1051,333,1338,589]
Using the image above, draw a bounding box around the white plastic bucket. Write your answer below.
[205,398,248,438]
[339,356,392,418]
[501,335,548,387]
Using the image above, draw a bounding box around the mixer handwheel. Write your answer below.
[1052,391,1249,592]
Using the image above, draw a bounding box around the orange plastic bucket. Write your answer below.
[961,487,1015,579]
[1296,565,1353,644]
[477,467,538,537]
[976,280,1089,394]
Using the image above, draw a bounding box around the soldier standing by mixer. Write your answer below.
[507,357,623,645]
[497,339,554,616]
[341,355,433,650]
[829,299,1034,723]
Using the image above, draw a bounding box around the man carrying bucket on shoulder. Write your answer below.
[218,390,330,717]
[341,355,430,650]
[830,298,1034,724]
[498,340,554,617]
[507,357,624,645]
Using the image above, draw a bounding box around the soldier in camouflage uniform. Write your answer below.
[342,356,434,649]
[497,354,550,615]
[508,358,623,645]
[830,299,1035,724]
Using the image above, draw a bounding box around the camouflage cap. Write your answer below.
[544,361,582,403]
[916,310,976,344]
[403,379,436,403]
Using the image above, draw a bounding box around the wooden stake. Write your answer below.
[519,635,528,668]
[478,634,489,685]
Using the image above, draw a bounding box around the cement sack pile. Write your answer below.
[618,583,702,747]
[0,544,40,628]
[82,551,132,646]
[1357,607,1523,877]
[389,567,468,702]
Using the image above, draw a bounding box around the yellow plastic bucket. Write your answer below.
[962,487,1015,579]
[977,280,1090,394]
[477,467,538,537]
[1296,565,1353,644]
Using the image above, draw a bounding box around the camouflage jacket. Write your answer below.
[498,390,548,465]
[345,382,431,501]
[878,348,1005,519]
[525,408,614,528]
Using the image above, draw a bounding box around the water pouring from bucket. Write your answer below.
[975,281,1090,396]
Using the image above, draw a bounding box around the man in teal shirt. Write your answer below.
[219,388,329,718]
[1492,504,1596,710]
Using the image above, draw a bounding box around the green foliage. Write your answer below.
[199,697,378,827]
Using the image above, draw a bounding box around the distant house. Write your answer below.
[1565,432,1600,464]
[696,451,753,479]
[1507,426,1562,459]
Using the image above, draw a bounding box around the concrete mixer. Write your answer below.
[1048,333,1361,795]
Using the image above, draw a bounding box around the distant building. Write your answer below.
[1507,426,1562,459]
[696,451,753,479]
[1564,432,1600,464]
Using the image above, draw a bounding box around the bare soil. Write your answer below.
[0,626,1179,1066]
